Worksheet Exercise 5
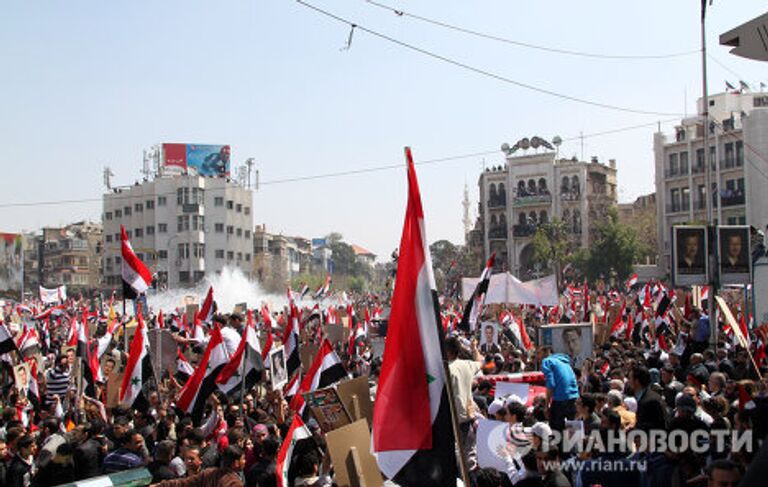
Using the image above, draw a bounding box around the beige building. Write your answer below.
[654,91,768,275]
[618,193,658,266]
[477,141,617,278]
[38,222,103,292]
[253,225,312,291]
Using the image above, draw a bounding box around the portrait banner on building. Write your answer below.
[673,226,709,286]
[718,226,751,285]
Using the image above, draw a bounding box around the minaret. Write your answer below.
[462,182,472,243]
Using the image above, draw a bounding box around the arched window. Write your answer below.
[573,209,581,233]
[561,176,570,192]
[499,213,507,231]
[529,211,537,224]
[538,178,547,191]
[489,183,497,204]
[518,212,527,225]
[518,180,526,192]
[490,214,497,226]
[539,211,548,223]
[563,210,571,230]
[571,176,580,193]
[527,179,536,193]
[498,183,506,203]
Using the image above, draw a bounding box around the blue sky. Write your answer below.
[1,1,766,259]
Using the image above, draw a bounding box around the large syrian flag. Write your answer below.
[176,349,195,384]
[0,322,17,355]
[198,286,217,324]
[289,339,347,415]
[177,324,229,423]
[260,306,274,366]
[458,252,495,332]
[276,415,312,487]
[121,225,153,300]
[119,313,154,409]
[283,303,301,380]
[216,310,264,396]
[313,275,331,300]
[372,148,458,486]
[76,316,99,398]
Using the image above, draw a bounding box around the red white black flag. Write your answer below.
[198,286,217,324]
[216,310,264,396]
[283,302,301,380]
[177,324,229,423]
[289,338,347,415]
[276,415,312,487]
[121,225,153,299]
[119,312,154,409]
[372,148,458,485]
[459,252,495,332]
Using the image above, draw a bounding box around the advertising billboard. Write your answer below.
[0,233,23,293]
[162,143,231,177]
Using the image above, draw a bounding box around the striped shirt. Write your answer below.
[45,368,70,402]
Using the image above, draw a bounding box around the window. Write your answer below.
[177,215,189,232]
[237,252,242,261]
[245,253,251,262]
[193,243,205,258]
[192,215,205,231]
[178,243,189,259]
[106,235,112,243]
[244,206,250,215]
[227,225,234,235]
[105,212,113,220]
[114,233,119,242]
[236,203,242,213]
[158,223,167,234]
[115,256,122,264]
[124,206,131,216]
[736,141,744,167]
[158,250,168,259]
[179,271,190,283]
[215,197,224,207]
[245,230,251,239]
[670,188,681,212]
[236,228,242,237]
[668,153,679,175]
[158,196,167,206]
[134,203,143,212]
[681,187,690,211]
[215,249,225,259]
[125,230,132,239]
[227,251,234,260]
[215,223,224,233]
[115,209,122,218]
[696,148,705,170]
[146,200,154,210]
[679,151,689,174]
[135,228,143,238]
[226,200,234,209]
[146,225,155,235]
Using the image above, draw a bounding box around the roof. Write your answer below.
[351,244,375,257]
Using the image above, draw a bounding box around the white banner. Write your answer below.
[39,285,66,304]
[462,273,558,306]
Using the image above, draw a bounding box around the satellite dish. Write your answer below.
[552,136,563,147]
[501,143,510,153]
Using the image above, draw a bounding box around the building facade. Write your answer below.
[37,222,103,292]
[654,91,768,275]
[253,225,313,291]
[102,175,254,291]
[477,145,617,278]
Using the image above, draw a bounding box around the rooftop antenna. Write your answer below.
[580,131,584,161]
[244,158,255,188]
[103,166,114,190]
[141,150,151,180]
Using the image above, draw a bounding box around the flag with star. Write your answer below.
[119,311,153,409]
[216,309,264,396]
[176,324,229,423]
[372,147,458,486]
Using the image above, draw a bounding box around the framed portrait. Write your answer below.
[718,226,751,285]
[538,323,593,367]
[269,346,288,390]
[673,226,709,286]
[13,363,30,394]
[478,321,501,356]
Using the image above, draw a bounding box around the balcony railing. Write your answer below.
[513,194,552,207]
[560,191,581,202]
[665,203,691,214]
[488,226,507,239]
[721,194,745,207]
[487,197,506,209]
[512,224,537,237]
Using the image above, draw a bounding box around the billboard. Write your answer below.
[162,143,230,177]
[673,225,708,286]
[0,233,23,293]
[718,226,751,285]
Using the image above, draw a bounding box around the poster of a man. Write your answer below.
[479,322,501,356]
[719,226,751,283]
[270,347,288,389]
[674,226,708,285]
[14,363,29,394]
[538,323,592,367]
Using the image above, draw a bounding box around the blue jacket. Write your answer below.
[542,353,579,401]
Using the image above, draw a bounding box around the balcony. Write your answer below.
[182,204,201,213]
[721,193,745,207]
[487,197,506,209]
[665,203,691,214]
[664,168,689,179]
[512,224,537,237]
[560,191,581,202]
[513,194,552,208]
[488,226,507,239]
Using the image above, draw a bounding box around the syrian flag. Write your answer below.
[283,303,301,380]
[458,252,495,332]
[0,322,15,356]
[348,318,366,357]
[289,339,347,415]
[121,225,153,300]
[216,310,264,396]
[700,286,710,303]
[625,273,638,289]
[283,371,300,401]
[119,313,154,409]
[299,283,310,299]
[76,316,99,397]
[157,310,164,329]
[17,324,40,353]
[198,286,217,324]
[515,316,534,351]
[372,148,458,486]
[176,349,195,383]
[260,306,274,366]
[313,275,331,300]
[276,415,312,487]
[25,358,41,410]
[177,324,230,423]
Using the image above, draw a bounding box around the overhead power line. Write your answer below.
[0,118,679,210]
[364,0,699,60]
[296,0,683,117]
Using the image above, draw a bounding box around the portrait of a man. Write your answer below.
[720,226,751,282]
[270,347,288,389]
[14,363,29,394]
[480,322,500,356]
[674,227,708,286]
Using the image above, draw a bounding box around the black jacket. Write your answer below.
[636,388,667,432]
[245,459,276,487]
[74,438,105,480]
[6,454,32,487]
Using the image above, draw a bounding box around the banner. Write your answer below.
[0,233,23,293]
[461,273,558,306]
[39,285,67,304]
[162,143,230,177]
[476,418,532,481]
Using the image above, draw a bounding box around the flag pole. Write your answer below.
[239,321,247,419]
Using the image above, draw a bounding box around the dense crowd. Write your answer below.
[0,281,764,487]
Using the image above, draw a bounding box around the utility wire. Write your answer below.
[296,0,684,117]
[364,0,699,60]
[0,118,679,210]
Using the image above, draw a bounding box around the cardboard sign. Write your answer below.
[185,304,199,324]
[325,420,383,487]
[148,329,176,382]
[304,386,352,433]
[325,323,349,345]
[336,375,373,428]
[234,302,247,314]
[106,371,124,409]
[494,381,529,404]
[300,343,319,372]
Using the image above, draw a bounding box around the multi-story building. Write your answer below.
[618,193,658,265]
[103,175,254,291]
[253,225,313,290]
[477,142,617,278]
[36,222,103,292]
[654,91,768,275]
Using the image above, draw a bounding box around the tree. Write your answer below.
[583,207,641,281]
[531,218,569,287]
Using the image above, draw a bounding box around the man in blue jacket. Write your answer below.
[539,346,579,431]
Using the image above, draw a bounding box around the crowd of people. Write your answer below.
[0,279,764,487]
